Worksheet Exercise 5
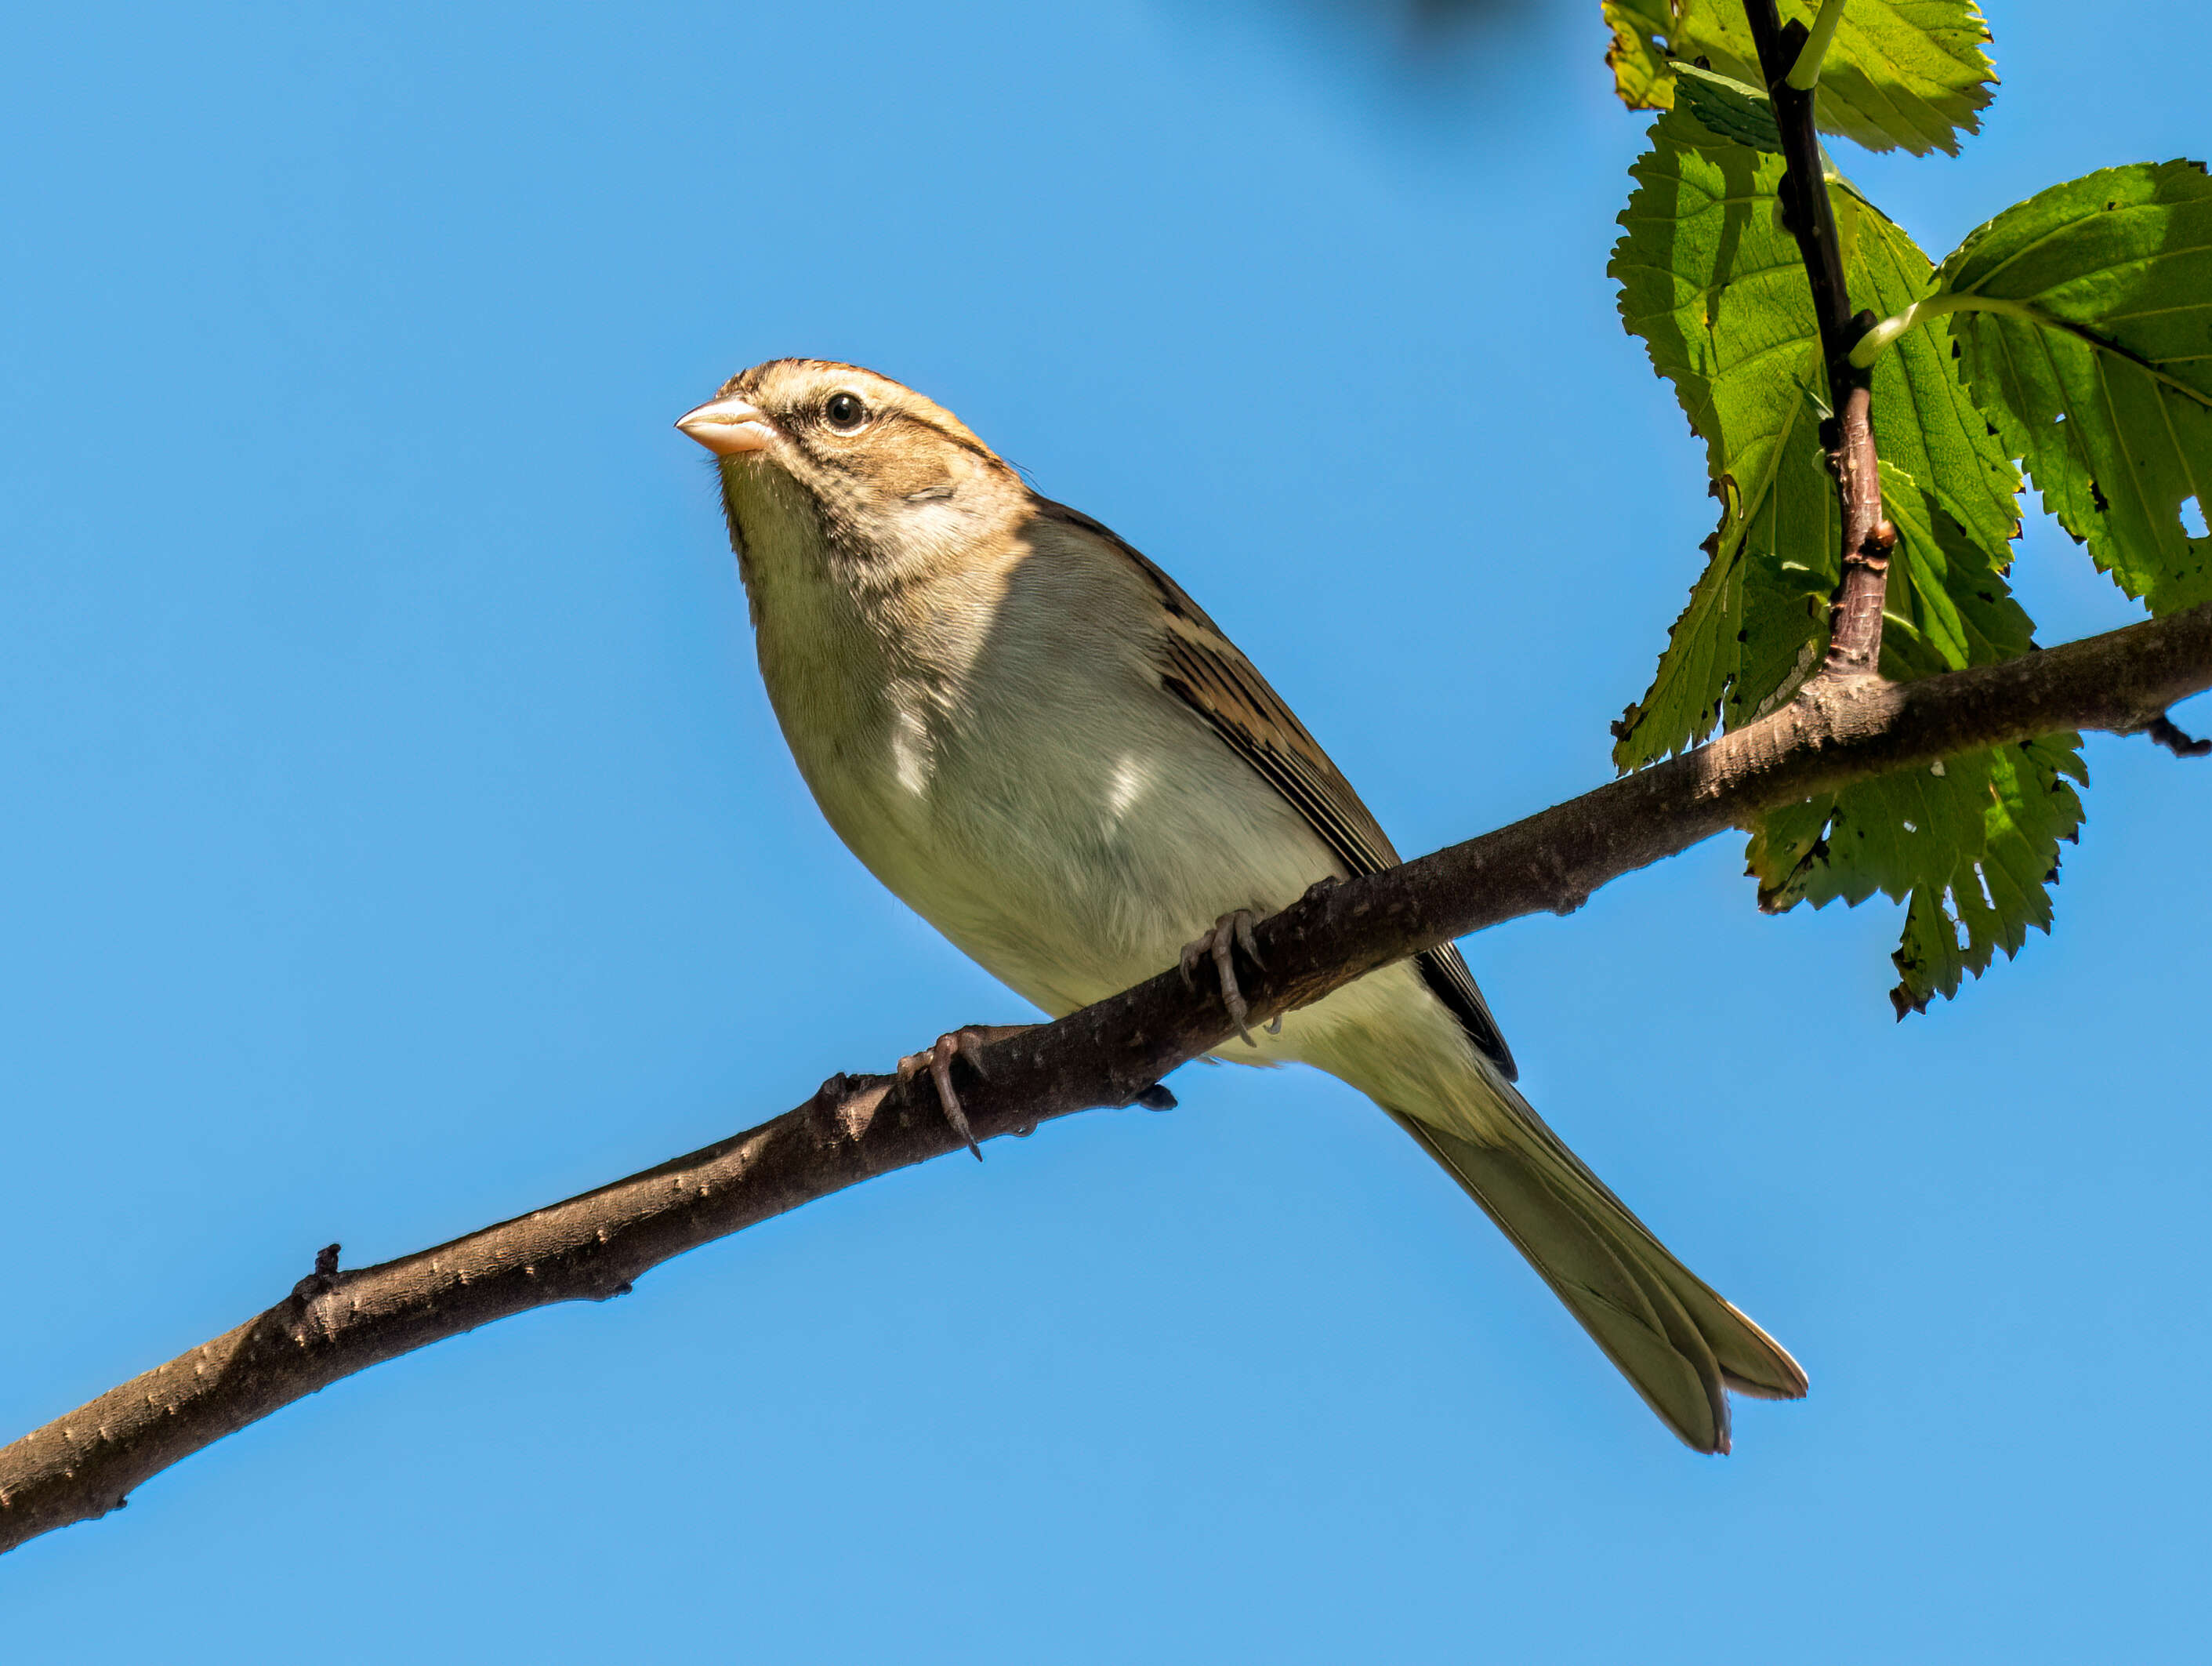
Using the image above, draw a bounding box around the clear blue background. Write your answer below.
[5,2,2206,1657]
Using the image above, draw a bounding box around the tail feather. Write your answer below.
[1390,1102,1806,1454]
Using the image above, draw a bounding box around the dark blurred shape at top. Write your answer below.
[1258,0,1538,60]
[1310,0,1536,37]
[1165,0,1553,144]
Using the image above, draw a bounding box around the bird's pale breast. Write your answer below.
[778,548,1340,1022]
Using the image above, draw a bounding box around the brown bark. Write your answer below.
[6,600,2212,1556]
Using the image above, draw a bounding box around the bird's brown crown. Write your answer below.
[720,359,1003,466]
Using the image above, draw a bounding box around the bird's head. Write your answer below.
[676,360,1027,600]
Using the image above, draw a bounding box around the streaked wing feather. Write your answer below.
[1033,496,1517,1079]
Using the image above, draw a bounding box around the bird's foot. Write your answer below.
[897,1025,1029,1160]
[1179,909,1270,1047]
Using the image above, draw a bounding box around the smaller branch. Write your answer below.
[2143,712,2212,757]
[1746,0,1888,677]
[1785,0,1848,91]
[292,1243,341,1301]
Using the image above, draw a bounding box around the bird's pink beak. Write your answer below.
[675,394,778,456]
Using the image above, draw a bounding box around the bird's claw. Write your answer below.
[897,1025,1028,1160]
[1179,909,1267,1047]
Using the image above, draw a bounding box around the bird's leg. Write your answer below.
[897,1024,1030,1160]
[1179,909,1267,1047]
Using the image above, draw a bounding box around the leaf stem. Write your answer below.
[1786,0,1848,92]
[1848,293,2033,367]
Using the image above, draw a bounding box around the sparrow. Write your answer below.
[676,359,1807,1452]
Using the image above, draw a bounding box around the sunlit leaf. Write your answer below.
[1602,0,1995,157]
[1877,462,2029,677]
[1610,114,1832,764]
[1928,161,2212,613]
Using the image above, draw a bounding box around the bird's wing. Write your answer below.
[1032,496,1517,1080]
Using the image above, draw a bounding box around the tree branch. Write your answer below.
[1746,0,1894,677]
[7,603,2212,1555]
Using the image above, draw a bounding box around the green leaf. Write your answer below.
[1602,0,1995,157]
[1876,462,2031,678]
[1927,161,2212,614]
[1746,735,2087,1017]
[1609,114,1831,764]
[1608,112,2018,769]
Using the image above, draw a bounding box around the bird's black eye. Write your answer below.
[824,392,868,433]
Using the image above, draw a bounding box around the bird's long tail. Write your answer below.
[1387,1094,1807,1454]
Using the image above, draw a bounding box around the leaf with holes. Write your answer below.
[1601,0,1994,157]
[1608,112,2018,769]
[1926,161,2212,613]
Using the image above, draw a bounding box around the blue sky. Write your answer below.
[4,2,2206,1658]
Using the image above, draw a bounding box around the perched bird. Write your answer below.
[677,359,1806,1452]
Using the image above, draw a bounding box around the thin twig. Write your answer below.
[2144,712,2212,757]
[6,599,2212,1557]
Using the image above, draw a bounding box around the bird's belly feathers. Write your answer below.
[792,656,1336,1020]
[777,661,1502,1153]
